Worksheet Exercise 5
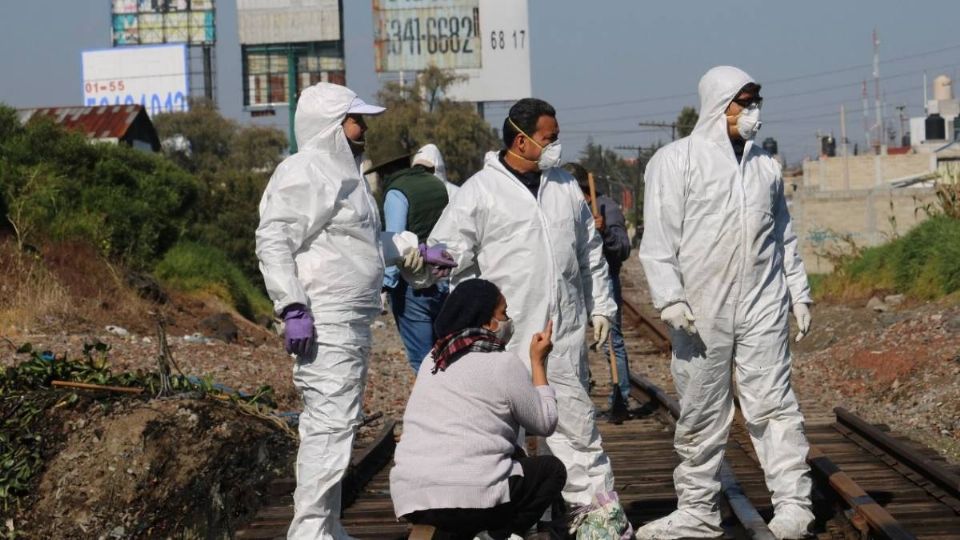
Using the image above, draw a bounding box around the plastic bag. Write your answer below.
[569,490,633,540]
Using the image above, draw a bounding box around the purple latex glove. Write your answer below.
[282,304,315,356]
[418,244,456,269]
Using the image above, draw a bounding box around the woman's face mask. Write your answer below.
[491,316,514,344]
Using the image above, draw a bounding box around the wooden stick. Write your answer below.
[607,333,619,385]
[51,380,143,394]
[587,172,600,217]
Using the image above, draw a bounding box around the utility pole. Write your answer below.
[895,104,907,146]
[873,28,884,154]
[637,121,678,141]
[862,80,870,153]
[841,105,850,190]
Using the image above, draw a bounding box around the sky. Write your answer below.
[2,1,959,165]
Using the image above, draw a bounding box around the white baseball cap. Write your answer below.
[346,96,386,115]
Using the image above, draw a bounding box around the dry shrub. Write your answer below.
[0,239,71,335]
[0,239,156,336]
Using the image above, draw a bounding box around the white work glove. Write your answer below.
[397,247,424,274]
[400,262,440,290]
[661,302,698,336]
[793,303,811,342]
[592,315,611,348]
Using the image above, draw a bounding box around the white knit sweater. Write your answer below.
[390,350,558,518]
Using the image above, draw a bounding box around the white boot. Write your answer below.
[634,509,723,539]
[767,505,814,539]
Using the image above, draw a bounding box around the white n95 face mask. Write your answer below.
[737,104,762,140]
[537,141,562,170]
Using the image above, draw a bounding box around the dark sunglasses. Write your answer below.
[732,95,763,108]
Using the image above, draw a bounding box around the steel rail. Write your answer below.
[835,407,960,500]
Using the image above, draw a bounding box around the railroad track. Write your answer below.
[236,298,960,540]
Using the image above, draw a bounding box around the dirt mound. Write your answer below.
[8,394,295,539]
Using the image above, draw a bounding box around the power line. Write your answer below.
[552,42,960,113]
[560,62,955,128]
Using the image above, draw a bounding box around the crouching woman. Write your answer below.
[390,279,566,539]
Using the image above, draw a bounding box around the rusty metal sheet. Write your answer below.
[373,0,481,72]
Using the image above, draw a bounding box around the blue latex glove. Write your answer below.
[418,244,456,272]
[282,304,315,356]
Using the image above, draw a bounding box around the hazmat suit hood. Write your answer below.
[413,144,448,183]
[692,66,756,146]
[294,82,356,156]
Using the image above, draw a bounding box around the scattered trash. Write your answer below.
[182,333,211,345]
[275,411,300,427]
[372,320,387,329]
[105,325,129,337]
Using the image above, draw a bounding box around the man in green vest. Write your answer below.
[380,152,451,371]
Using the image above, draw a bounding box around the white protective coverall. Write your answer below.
[637,66,814,537]
[428,151,618,506]
[256,82,416,540]
[412,143,458,199]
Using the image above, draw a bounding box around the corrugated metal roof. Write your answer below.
[17,105,146,141]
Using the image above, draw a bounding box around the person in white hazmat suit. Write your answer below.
[637,66,815,539]
[256,82,434,540]
[427,98,619,510]
[412,143,459,199]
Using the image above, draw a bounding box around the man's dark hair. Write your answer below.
[739,82,762,96]
[502,98,556,148]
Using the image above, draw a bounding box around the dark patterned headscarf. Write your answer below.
[430,279,505,373]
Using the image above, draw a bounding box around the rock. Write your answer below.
[866,296,889,312]
[125,272,168,304]
[884,294,905,306]
[105,325,129,337]
[946,316,960,332]
[200,313,239,344]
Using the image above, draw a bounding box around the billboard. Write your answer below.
[237,0,341,45]
[82,44,189,116]
[371,0,529,103]
[444,0,530,102]
[112,0,216,46]
[242,43,345,107]
[373,0,481,72]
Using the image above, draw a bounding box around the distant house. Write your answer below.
[16,105,161,152]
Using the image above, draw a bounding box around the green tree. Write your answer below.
[577,139,648,228]
[0,105,199,268]
[676,106,699,138]
[154,103,289,284]
[366,66,499,184]
[153,100,238,173]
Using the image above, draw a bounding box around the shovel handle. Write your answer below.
[607,333,619,385]
[587,172,600,217]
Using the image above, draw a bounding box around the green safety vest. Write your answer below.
[383,165,449,243]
